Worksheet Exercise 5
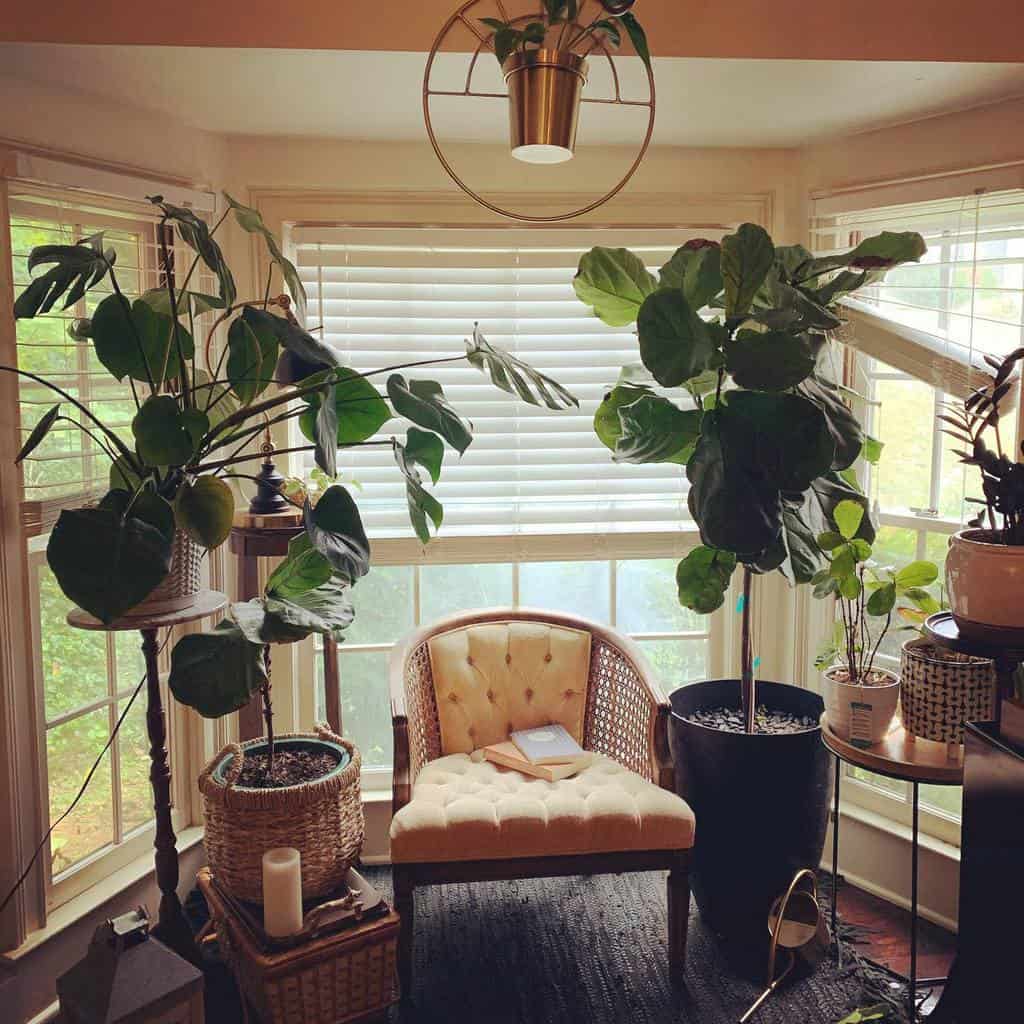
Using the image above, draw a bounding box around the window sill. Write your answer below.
[2,826,205,963]
[837,799,961,863]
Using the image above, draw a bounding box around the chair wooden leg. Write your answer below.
[394,866,414,1001]
[667,857,690,977]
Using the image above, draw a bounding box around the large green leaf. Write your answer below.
[658,242,722,310]
[100,488,175,542]
[16,404,61,464]
[594,384,651,452]
[637,289,720,387]
[686,411,782,558]
[805,471,876,545]
[139,287,224,317]
[92,294,195,383]
[173,475,235,548]
[834,499,865,540]
[774,244,814,283]
[234,574,355,645]
[109,455,144,493]
[404,427,444,484]
[466,326,578,409]
[299,367,389,446]
[387,375,472,454]
[193,368,241,438]
[265,533,333,599]
[724,391,835,493]
[149,196,236,307]
[573,247,657,327]
[394,439,444,544]
[720,223,775,317]
[676,546,737,614]
[47,505,173,623]
[313,384,339,477]
[895,560,939,588]
[224,193,308,319]
[615,394,701,465]
[132,396,197,467]
[241,305,338,372]
[799,231,926,280]
[796,374,863,471]
[725,330,816,391]
[771,499,826,584]
[14,233,114,318]
[226,315,278,405]
[618,11,651,70]
[304,486,370,582]
[168,620,267,718]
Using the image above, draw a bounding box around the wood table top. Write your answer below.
[67,590,227,632]
[820,713,965,785]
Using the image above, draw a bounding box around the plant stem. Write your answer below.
[106,264,158,394]
[157,224,192,408]
[263,263,274,308]
[262,646,275,766]
[740,565,755,733]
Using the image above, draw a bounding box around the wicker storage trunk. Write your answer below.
[198,868,399,1024]
[200,725,364,902]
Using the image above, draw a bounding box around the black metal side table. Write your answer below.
[821,714,963,1021]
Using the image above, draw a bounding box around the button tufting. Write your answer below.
[486,689,495,703]
[524,687,534,701]
[564,688,575,699]
[448,692,459,703]
[467,655,474,666]
[505,653,512,664]
[544,653,552,662]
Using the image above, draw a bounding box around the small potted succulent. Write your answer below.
[812,500,939,746]
[480,1,651,162]
[941,348,1024,643]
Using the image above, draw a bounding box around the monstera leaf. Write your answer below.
[387,375,472,454]
[299,367,389,446]
[394,435,445,544]
[47,504,173,623]
[14,233,114,319]
[168,620,268,718]
[466,326,578,409]
[304,485,370,582]
[676,546,737,614]
[573,246,657,326]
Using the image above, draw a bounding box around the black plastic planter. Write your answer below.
[669,679,831,972]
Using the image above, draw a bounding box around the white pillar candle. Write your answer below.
[262,847,303,936]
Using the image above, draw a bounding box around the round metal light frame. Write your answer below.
[423,0,656,223]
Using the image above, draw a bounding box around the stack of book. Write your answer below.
[481,724,591,781]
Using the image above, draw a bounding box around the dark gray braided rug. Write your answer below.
[360,867,906,1024]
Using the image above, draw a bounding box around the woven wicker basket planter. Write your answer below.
[900,637,997,744]
[200,725,364,902]
[130,529,203,616]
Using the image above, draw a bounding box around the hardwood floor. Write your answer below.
[836,880,956,993]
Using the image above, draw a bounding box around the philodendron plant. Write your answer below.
[10,195,576,762]
[812,499,940,682]
[573,223,926,731]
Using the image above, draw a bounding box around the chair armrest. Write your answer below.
[584,630,674,790]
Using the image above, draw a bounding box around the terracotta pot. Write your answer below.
[502,49,588,164]
[946,529,1024,643]
[822,666,900,746]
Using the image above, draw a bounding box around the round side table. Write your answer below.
[68,590,227,964]
[821,715,963,1021]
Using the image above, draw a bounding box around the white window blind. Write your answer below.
[811,189,1024,399]
[9,183,218,533]
[292,227,708,539]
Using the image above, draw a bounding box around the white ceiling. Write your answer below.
[3,44,1024,148]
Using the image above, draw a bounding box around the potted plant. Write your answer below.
[573,223,925,961]
[941,348,1024,643]
[812,499,939,745]
[10,194,576,900]
[480,1,651,162]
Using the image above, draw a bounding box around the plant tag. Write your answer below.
[849,701,874,749]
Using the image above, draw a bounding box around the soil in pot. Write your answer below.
[686,704,818,734]
[826,667,893,686]
[236,747,341,789]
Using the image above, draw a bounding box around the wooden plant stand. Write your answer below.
[67,589,227,965]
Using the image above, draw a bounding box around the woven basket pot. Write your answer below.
[199,725,363,903]
[900,637,997,744]
[129,528,203,616]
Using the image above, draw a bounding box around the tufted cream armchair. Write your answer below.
[389,608,695,996]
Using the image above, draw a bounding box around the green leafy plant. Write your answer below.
[574,225,926,729]
[10,196,576,764]
[812,499,940,681]
[837,1007,890,1024]
[941,345,1024,544]
[481,0,651,71]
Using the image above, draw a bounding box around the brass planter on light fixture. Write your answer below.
[502,49,588,165]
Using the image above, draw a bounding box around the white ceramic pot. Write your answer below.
[946,529,1024,643]
[822,666,900,747]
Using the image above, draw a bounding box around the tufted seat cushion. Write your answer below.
[390,753,695,863]
[427,621,591,755]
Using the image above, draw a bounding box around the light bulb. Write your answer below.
[511,144,574,165]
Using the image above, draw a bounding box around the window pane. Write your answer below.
[616,559,705,634]
[637,638,707,689]
[37,562,108,719]
[519,561,610,623]
[849,766,907,799]
[347,566,413,644]
[921,784,962,821]
[47,709,114,874]
[115,631,146,694]
[871,525,918,570]
[118,696,153,836]
[873,378,934,513]
[420,563,514,623]
[335,651,392,769]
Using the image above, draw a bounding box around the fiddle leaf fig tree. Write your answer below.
[9,196,577,764]
[574,224,925,730]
